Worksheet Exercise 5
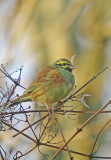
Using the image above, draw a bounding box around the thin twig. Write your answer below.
[90,119,111,155]
[5,150,11,160]
[39,142,111,159]
[39,116,51,141]
[20,103,38,142]
[0,68,25,89]
[13,113,49,137]
[1,109,111,117]
[13,145,37,159]
[1,120,36,143]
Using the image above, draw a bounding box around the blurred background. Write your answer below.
[0,0,111,160]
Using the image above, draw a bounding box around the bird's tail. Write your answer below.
[0,95,31,109]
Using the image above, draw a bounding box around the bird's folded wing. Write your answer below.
[22,66,53,95]
[23,68,65,96]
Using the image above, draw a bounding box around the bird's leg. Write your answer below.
[42,87,53,114]
[45,101,52,115]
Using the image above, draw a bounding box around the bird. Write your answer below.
[4,58,75,108]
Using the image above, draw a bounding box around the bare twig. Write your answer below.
[5,150,11,160]
[90,119,111,156]
[13,145,37,160]
[19,103,38,142]
[1,109,111,117]
[0,67,25,89]
[13,113,49,137]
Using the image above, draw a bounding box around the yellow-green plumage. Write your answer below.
[8,59,75,107]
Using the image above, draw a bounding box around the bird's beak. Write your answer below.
[69,64,75,70]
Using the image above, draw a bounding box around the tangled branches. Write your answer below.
[0,64,111,160]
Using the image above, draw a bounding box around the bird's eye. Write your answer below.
[63,63,66,66]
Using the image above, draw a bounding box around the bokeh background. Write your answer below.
[0,0,111,160]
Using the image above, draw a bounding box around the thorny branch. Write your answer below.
[0,65,111,159]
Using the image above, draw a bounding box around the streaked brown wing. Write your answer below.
[24,68,65,102]
[23,66,54,95]
[46,69,65,85]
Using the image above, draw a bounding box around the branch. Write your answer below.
[51,100,111,159]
